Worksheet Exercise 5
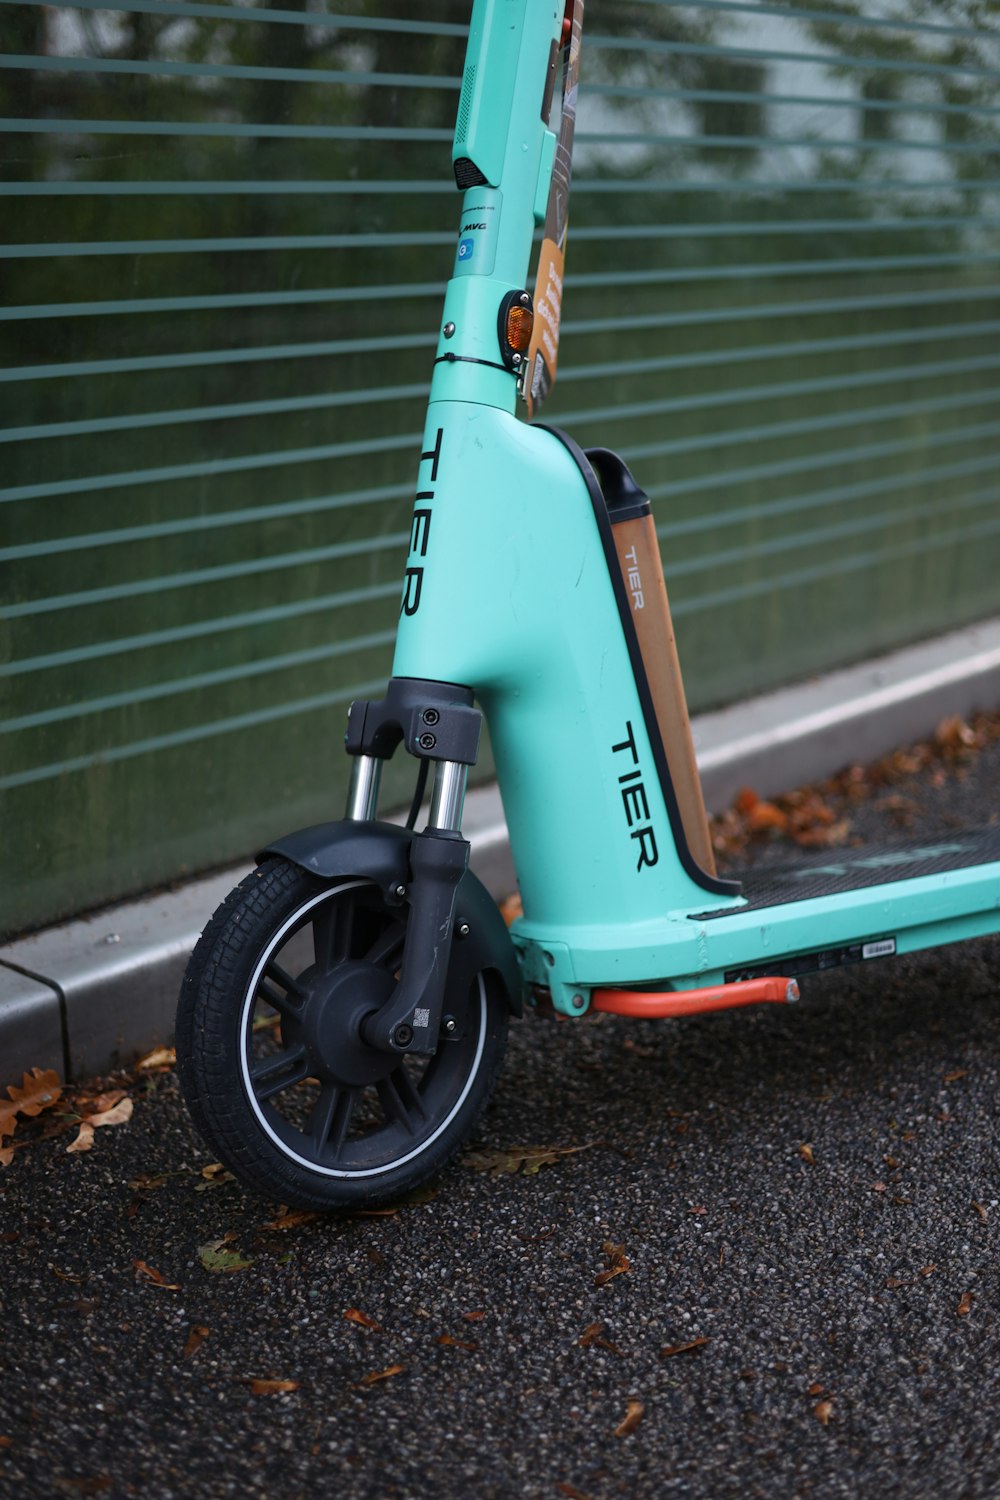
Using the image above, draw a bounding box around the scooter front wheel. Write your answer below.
[175,858,508,1211]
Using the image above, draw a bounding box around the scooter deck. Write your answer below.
[700,824,1000,918]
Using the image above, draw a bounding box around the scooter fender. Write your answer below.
[260,820,523,1016]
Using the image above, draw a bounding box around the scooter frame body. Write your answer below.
[380,0,1000,1016]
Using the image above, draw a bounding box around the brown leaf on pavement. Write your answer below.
[944,1069,969,1084]
[66,1122,95,1154]
[660,1337,709,1358]
[198,1235,254,1273]
[973,1201,988,1222]
[245,1377,300,1396]
[5,1068,62,1120]
[437,1334,478,1351]
[579,1321,624,1356]
[355,1364,405,1388]
[595,1241,631,1288]
[799,1143,815,1165]
[463,1143,594,1177]
[133,1259,181,1291]
[344,1308,382,1332]
[615,1399,644,1437]
[183,1325,210,1358]
[957,1291,974,1317]
[0,1144,14,1169]
[813,1399,834,1426]
[557,1485,595,1500]
[87,1097,133,1129]
[136,1046,176,1072]
[263,1204,319,1230]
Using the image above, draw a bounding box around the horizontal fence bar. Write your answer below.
[580,80,1000,122]
[0,231,454,259]
[0,427,420,506]
[595,385,1000,467]
[1,628,398,736]
[0,0,468,37]
[7,215,1000,261]
[623,0,1000,44]
[9,342,998,455]
[642,415,1000,501]
[0,581,401,680]
[0,479,410,561]
[0,677,390,793]
[0,117,455,143]
[4,528,411,621]
[9,173,1000,200]
[585,30,1000,84]
[0,52,459,91]
[7,283,997,390]
[558,318,1000,385]
[0,330,436,385]
[0,179,454,198]
[653,447,1000,545]
[666,478,1000,584]
[0,380,429,447]
[0,280,445,324]
[563,283,1000,341]
[553,349,1000,437]
[672,511,1000,621]
[8,251,1000,328]
[576,132,1000,160]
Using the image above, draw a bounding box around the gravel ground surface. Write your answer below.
[2,721,999,1500]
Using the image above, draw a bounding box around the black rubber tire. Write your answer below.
[175,858,508,1211]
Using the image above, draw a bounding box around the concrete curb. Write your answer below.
[3,617,999,1084]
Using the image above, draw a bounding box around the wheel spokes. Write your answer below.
[312,887,357,968]
[376,1067,427,1134]
[310,1083,356,1158]
[251,1044,309,1101]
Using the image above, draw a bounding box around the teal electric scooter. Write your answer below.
[176,0,1000,1211]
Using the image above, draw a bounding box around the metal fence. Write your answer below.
[2,0,999,937]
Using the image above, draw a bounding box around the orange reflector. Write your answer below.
[505,305,534,354]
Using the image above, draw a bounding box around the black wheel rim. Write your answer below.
[239,882,487,1178]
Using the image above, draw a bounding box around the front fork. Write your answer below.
[343,677,481,1059]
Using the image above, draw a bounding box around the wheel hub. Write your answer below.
[294,960,398,1088]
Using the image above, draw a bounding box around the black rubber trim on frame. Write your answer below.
[540,425,740,900]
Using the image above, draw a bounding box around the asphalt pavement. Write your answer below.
[1,722,999,1500]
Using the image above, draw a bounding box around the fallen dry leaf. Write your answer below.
[264,1205,319,1230]
[0,1144,14,1169]
[66,1122,95,1154]
[344,1308,382,1332]
[136,1046,176,1072]
[183,1325,210,1358]
[595,1241,631,1288]
[944,1069,969,1084]
[957,1291,974,1317]
[463,1143,593,1177]
[6,1068,62,1120]
[973,1201,988,1222]
[462,1310,486,1323]
[355,1364,405,1388]
[578,1322,624,1356]
[807,1381,825,1396]
[557,1485,595,1500]
[198,1235,254,1274]
[196,1162,235,1193]
[813,1399,834,1426]
[615,1399,644,1438]
[246,1378,300,1396]
[437,1334,478,1351]
[87,1097,133,1129]
[133,1259,180,1291]
[660,1337,709,1358]
[799,1143,815,1165]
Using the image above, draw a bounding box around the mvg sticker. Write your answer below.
[862,938,897,961]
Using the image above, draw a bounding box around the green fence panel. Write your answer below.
[1,0,999,937]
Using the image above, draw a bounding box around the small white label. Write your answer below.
[413,1008,431,1029]
[862,939,896,961]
